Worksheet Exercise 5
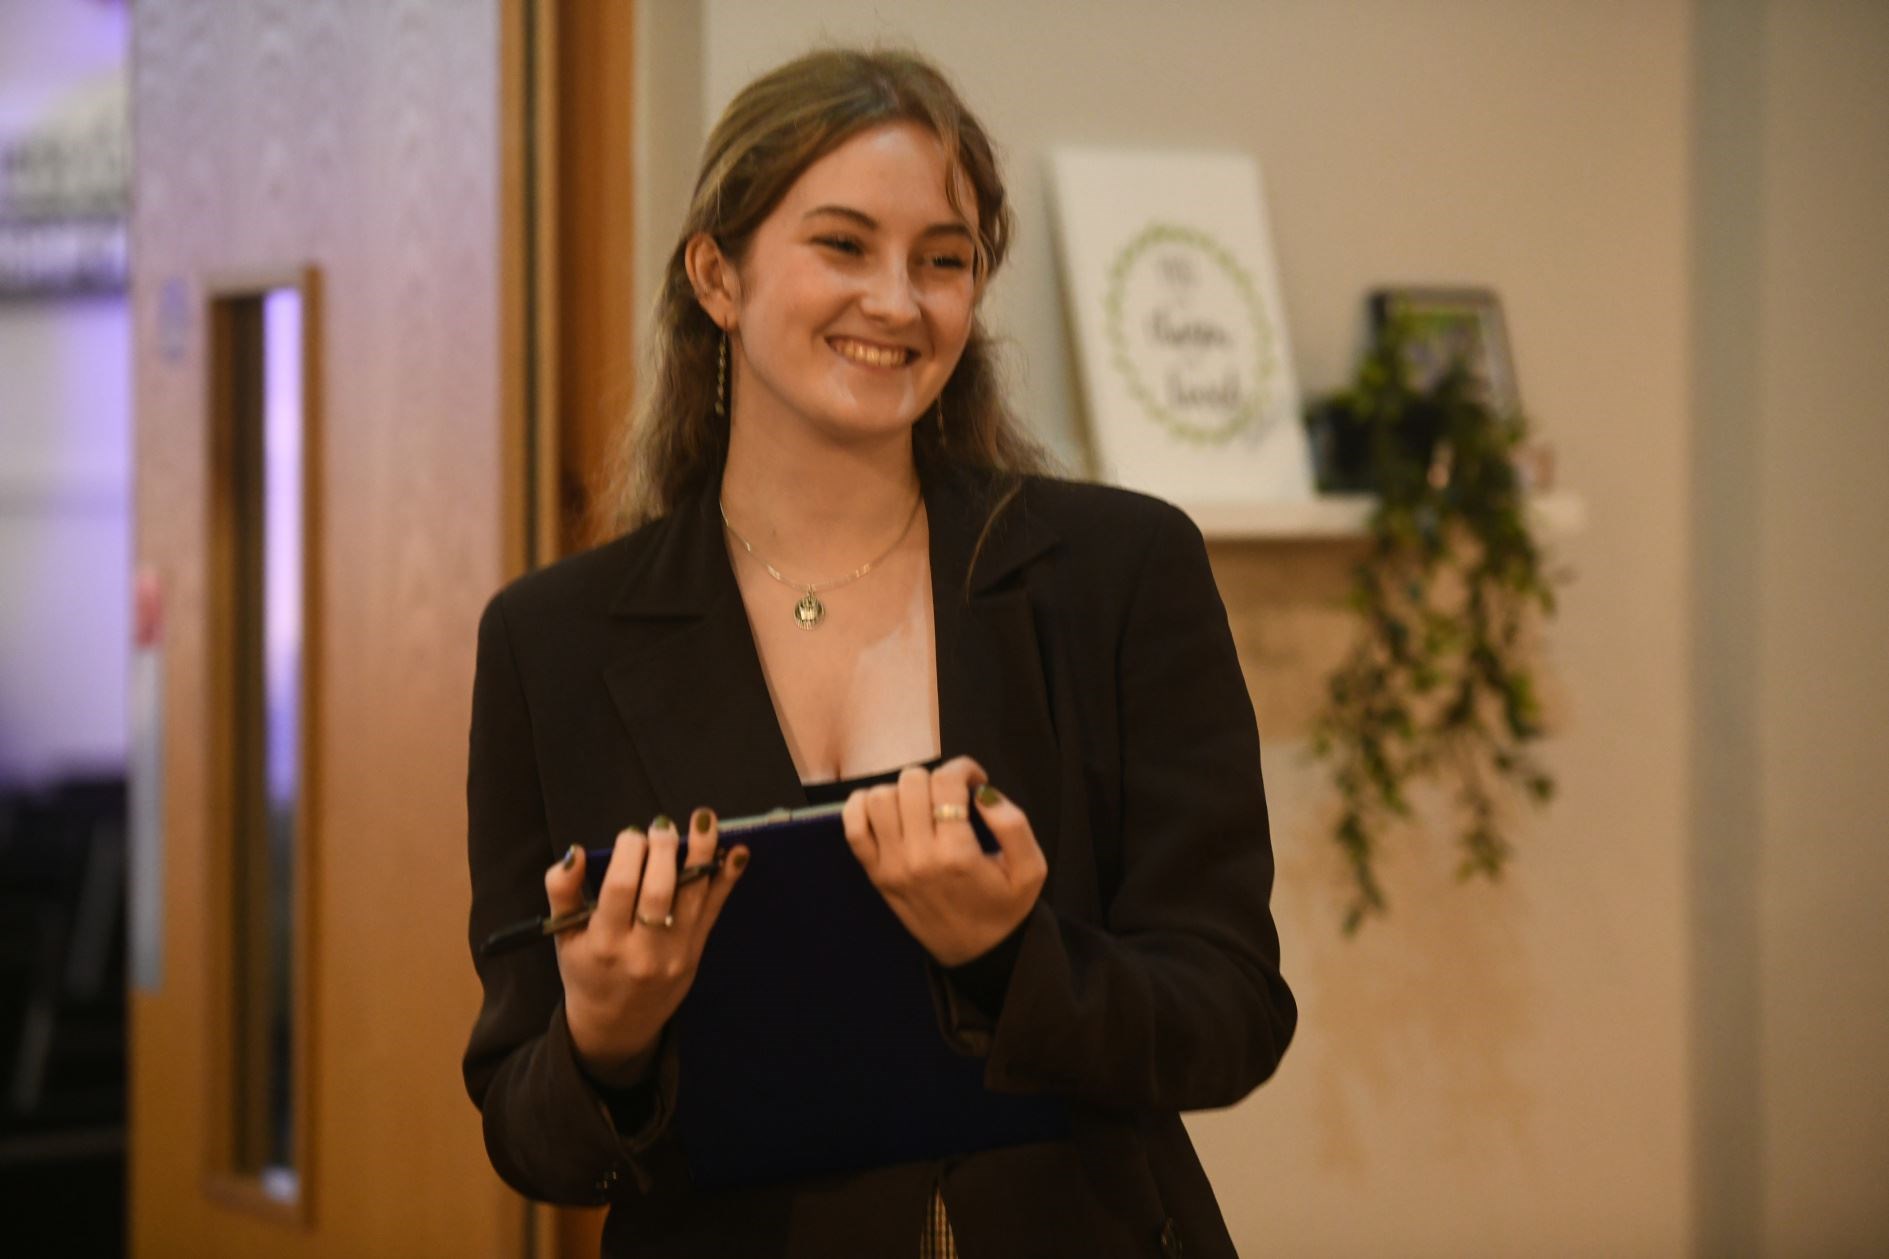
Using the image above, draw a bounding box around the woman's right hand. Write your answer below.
[544,809,748,1085]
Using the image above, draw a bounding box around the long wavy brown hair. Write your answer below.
[602,47,1050,537]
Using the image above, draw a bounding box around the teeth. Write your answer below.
[832,338,909,368]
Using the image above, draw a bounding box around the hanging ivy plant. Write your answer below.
[1306,317,1562,932]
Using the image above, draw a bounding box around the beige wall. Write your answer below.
[637,1,1889,1253]
[1692,2,1889,1254]
[1746,2,1889,1253]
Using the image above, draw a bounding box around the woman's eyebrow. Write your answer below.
[802,204,974,241]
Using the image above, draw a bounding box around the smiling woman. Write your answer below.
[462,47,1295,1259]
[691,120,979,459]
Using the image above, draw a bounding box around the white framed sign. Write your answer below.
[1049,149,1312,504]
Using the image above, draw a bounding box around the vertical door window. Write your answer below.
[206,272,315,1214]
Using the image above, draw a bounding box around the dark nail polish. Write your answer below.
[729,849,749,873]
[560,844,578,870]
[651,814,674,833]
[693,809,715,833]
[976,784,1004,807]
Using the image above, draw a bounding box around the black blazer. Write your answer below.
[463,456,1296,1258]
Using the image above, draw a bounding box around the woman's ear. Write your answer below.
[684,232,739,330]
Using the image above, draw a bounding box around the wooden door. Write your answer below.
[130,2,533,1254]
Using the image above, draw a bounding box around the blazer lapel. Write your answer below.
[924,461,1065,864]
[597,460,1066,850]
[601,487,806,819]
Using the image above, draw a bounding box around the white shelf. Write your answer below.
[1183,491,1587,542]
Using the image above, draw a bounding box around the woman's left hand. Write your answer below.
[841,755,1047,967]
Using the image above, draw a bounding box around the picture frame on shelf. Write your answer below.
[1370,286,1521,417]
[1049,148,1314,507]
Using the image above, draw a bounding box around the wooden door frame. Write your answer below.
[522,1,640,1253]
[524,0,639,568]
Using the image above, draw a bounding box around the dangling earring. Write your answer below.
[714,332,728,417]
[935,393,945,437]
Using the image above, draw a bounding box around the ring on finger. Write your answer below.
[634,911,675,930]
[932,803,969,823]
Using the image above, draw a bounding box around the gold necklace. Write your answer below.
[719,492,924,630]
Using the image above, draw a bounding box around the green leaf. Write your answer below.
[1316,307,1566,933]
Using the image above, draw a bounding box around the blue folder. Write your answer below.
[667,797,1069,1189]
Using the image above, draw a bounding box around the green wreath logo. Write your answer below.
[1103,222,1276,444]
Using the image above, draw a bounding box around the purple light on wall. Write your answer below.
[262,288,302,811]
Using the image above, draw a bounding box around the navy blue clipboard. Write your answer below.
[658,802,1068,1189]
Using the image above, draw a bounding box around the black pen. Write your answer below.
[476,800,848,958]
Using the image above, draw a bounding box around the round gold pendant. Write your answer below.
[793,591,825,629]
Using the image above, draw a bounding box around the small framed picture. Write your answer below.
[1370,287,1521,416]
[1050,148,1315,506]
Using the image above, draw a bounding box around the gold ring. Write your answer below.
[931,803,970,823]
[634,911,675,930]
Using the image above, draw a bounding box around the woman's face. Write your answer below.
[704,121,980,449]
